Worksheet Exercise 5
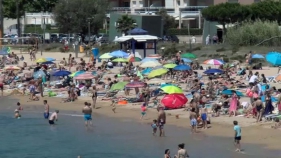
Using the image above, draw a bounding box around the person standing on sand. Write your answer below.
[233,120,242,152]
[37,77,43,97]
[92,85,97,109]
[43,100,50,119]
[190,108,197,133]
[82,102,93,127]
[229,90,238,117]
[255,97,264,123]
[0,73,5,97]
[157,107,166,137]
[68,54,72,71]
[49,110,59,125]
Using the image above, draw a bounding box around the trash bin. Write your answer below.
[79,45,84,53]
[92,48,99,58]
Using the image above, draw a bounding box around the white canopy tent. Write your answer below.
[114,35,159,42]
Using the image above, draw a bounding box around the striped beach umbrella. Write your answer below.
[203,59,224,65]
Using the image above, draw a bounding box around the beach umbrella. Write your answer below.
[45,57,56,61]
[148,68,168,78]
[53,70,71,76]
[4,65,20,70]
[33,70,46,79]
[141,58,157,63]
[222,89,244,96]
[126,81,145,88]
[161,93,188,109]
[160,84,178,88]
[110,82,128,91]
[146,54,161,59]
[140,61,161,68]
[99,53,112,59]
[181,53,196,59]
[173,65,191,71]
[74,73,95,80]
[161,85,183,94]
[204,69,224,74]
[112,58,128,62]
[203,59,224,65]
[261,96,277,102]
[163,63,177,69]
[35,58,47,63]
[130,57,142,62]
[69,71,85,77]
[181,58,192,63]
[252,54,264,59]
[142,68,152,75]
[42,61,54,64]
[266,52,281,66]
[110,50,128,58]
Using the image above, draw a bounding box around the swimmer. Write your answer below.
[49,110,59,125]
[14,102,23,119]
[82,102,92,127]
[43,100,50,119]
[190,108,197,133]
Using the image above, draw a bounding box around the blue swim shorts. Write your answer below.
[201,113,207,121]
[191,118,197,126]
[84,114,92,121]
[44,112,49,119]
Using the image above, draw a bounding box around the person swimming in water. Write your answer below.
[14,102,23,119]
[49,110,59,125]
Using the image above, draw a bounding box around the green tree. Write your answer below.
[53,0,108,34]
[116,15,136,35]
[3,0,58,18]
[156,9,177,35]
[202,3,247,33]
[250,0,281,22]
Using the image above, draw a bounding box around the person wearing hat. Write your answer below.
[49,110,59,125]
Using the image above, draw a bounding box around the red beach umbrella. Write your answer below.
[126,81,145,88]
[161,93,188,109]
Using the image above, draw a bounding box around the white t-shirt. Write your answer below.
[107,62,113,66]
[249,75,258,83]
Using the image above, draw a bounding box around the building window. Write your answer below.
[132,1,136,7]
[139,1,143,7]
[177,0,180,6]
[228,0,238,3]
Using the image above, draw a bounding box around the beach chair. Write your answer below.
[103,90,119,98]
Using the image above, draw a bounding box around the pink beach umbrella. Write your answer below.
[203,59,224,65]
[74,73,95,80]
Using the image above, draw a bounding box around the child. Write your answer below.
[233,120,242,152]
[111,100,117,113]
[151,119,158,135]
[14,102,22,119]
[140,103,147,119]
[201,107,208,129]
[190,108,197,133]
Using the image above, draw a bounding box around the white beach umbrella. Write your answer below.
[139,61,161,68]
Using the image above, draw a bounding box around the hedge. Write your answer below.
[167,28,203,35]
[24,24,59,34]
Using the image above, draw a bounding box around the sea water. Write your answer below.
[0,98,280,158]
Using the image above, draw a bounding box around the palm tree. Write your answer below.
[116,15,137,35]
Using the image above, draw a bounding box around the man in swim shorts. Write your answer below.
[190,108,197,133]
[49,110,59,125]
[43,100,50,119]
[157,107,166,137]
[82,102,92,127]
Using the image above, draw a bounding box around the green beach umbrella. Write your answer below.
[161,85,183,94]
[110,82,128,91]
[99,53,112,59]
[163,63,177,69]
[148,68,168,78]
[112,58,129,62]
[133,57,142,62]
[181,53,196,59]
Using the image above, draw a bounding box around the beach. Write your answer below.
[1,50,281,157]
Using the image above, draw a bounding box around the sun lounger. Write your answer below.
[271,115,281,120]
[264,114,278,121]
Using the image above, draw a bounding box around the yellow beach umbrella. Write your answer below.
[36,58,47,63]
[112,58,128,62]
[163,63,177,69]
[161,86,183,94]
[148,68,168,78]
[99,53,112,59]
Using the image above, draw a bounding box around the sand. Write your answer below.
[3,50,281,150]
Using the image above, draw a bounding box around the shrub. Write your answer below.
[167,28,203,35]
[226,20,281,47]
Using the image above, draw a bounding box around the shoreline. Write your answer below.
[7,95,281,150]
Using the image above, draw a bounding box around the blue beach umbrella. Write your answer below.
[222,89,244,96]
[261,96,277,102]
[181,58,192,63]
[110,50,128,58]
[53,70,71,76]
[0,50,9,55]
[204,69,224,74]
[266,52,281,66]
[252,54,264,59]
[160,84,178,88]
[142,68,152,75]
[42,61,54,64]
[173,65,191,71]
[141,58,157,63]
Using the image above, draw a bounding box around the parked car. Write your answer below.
[97,33,109,43]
